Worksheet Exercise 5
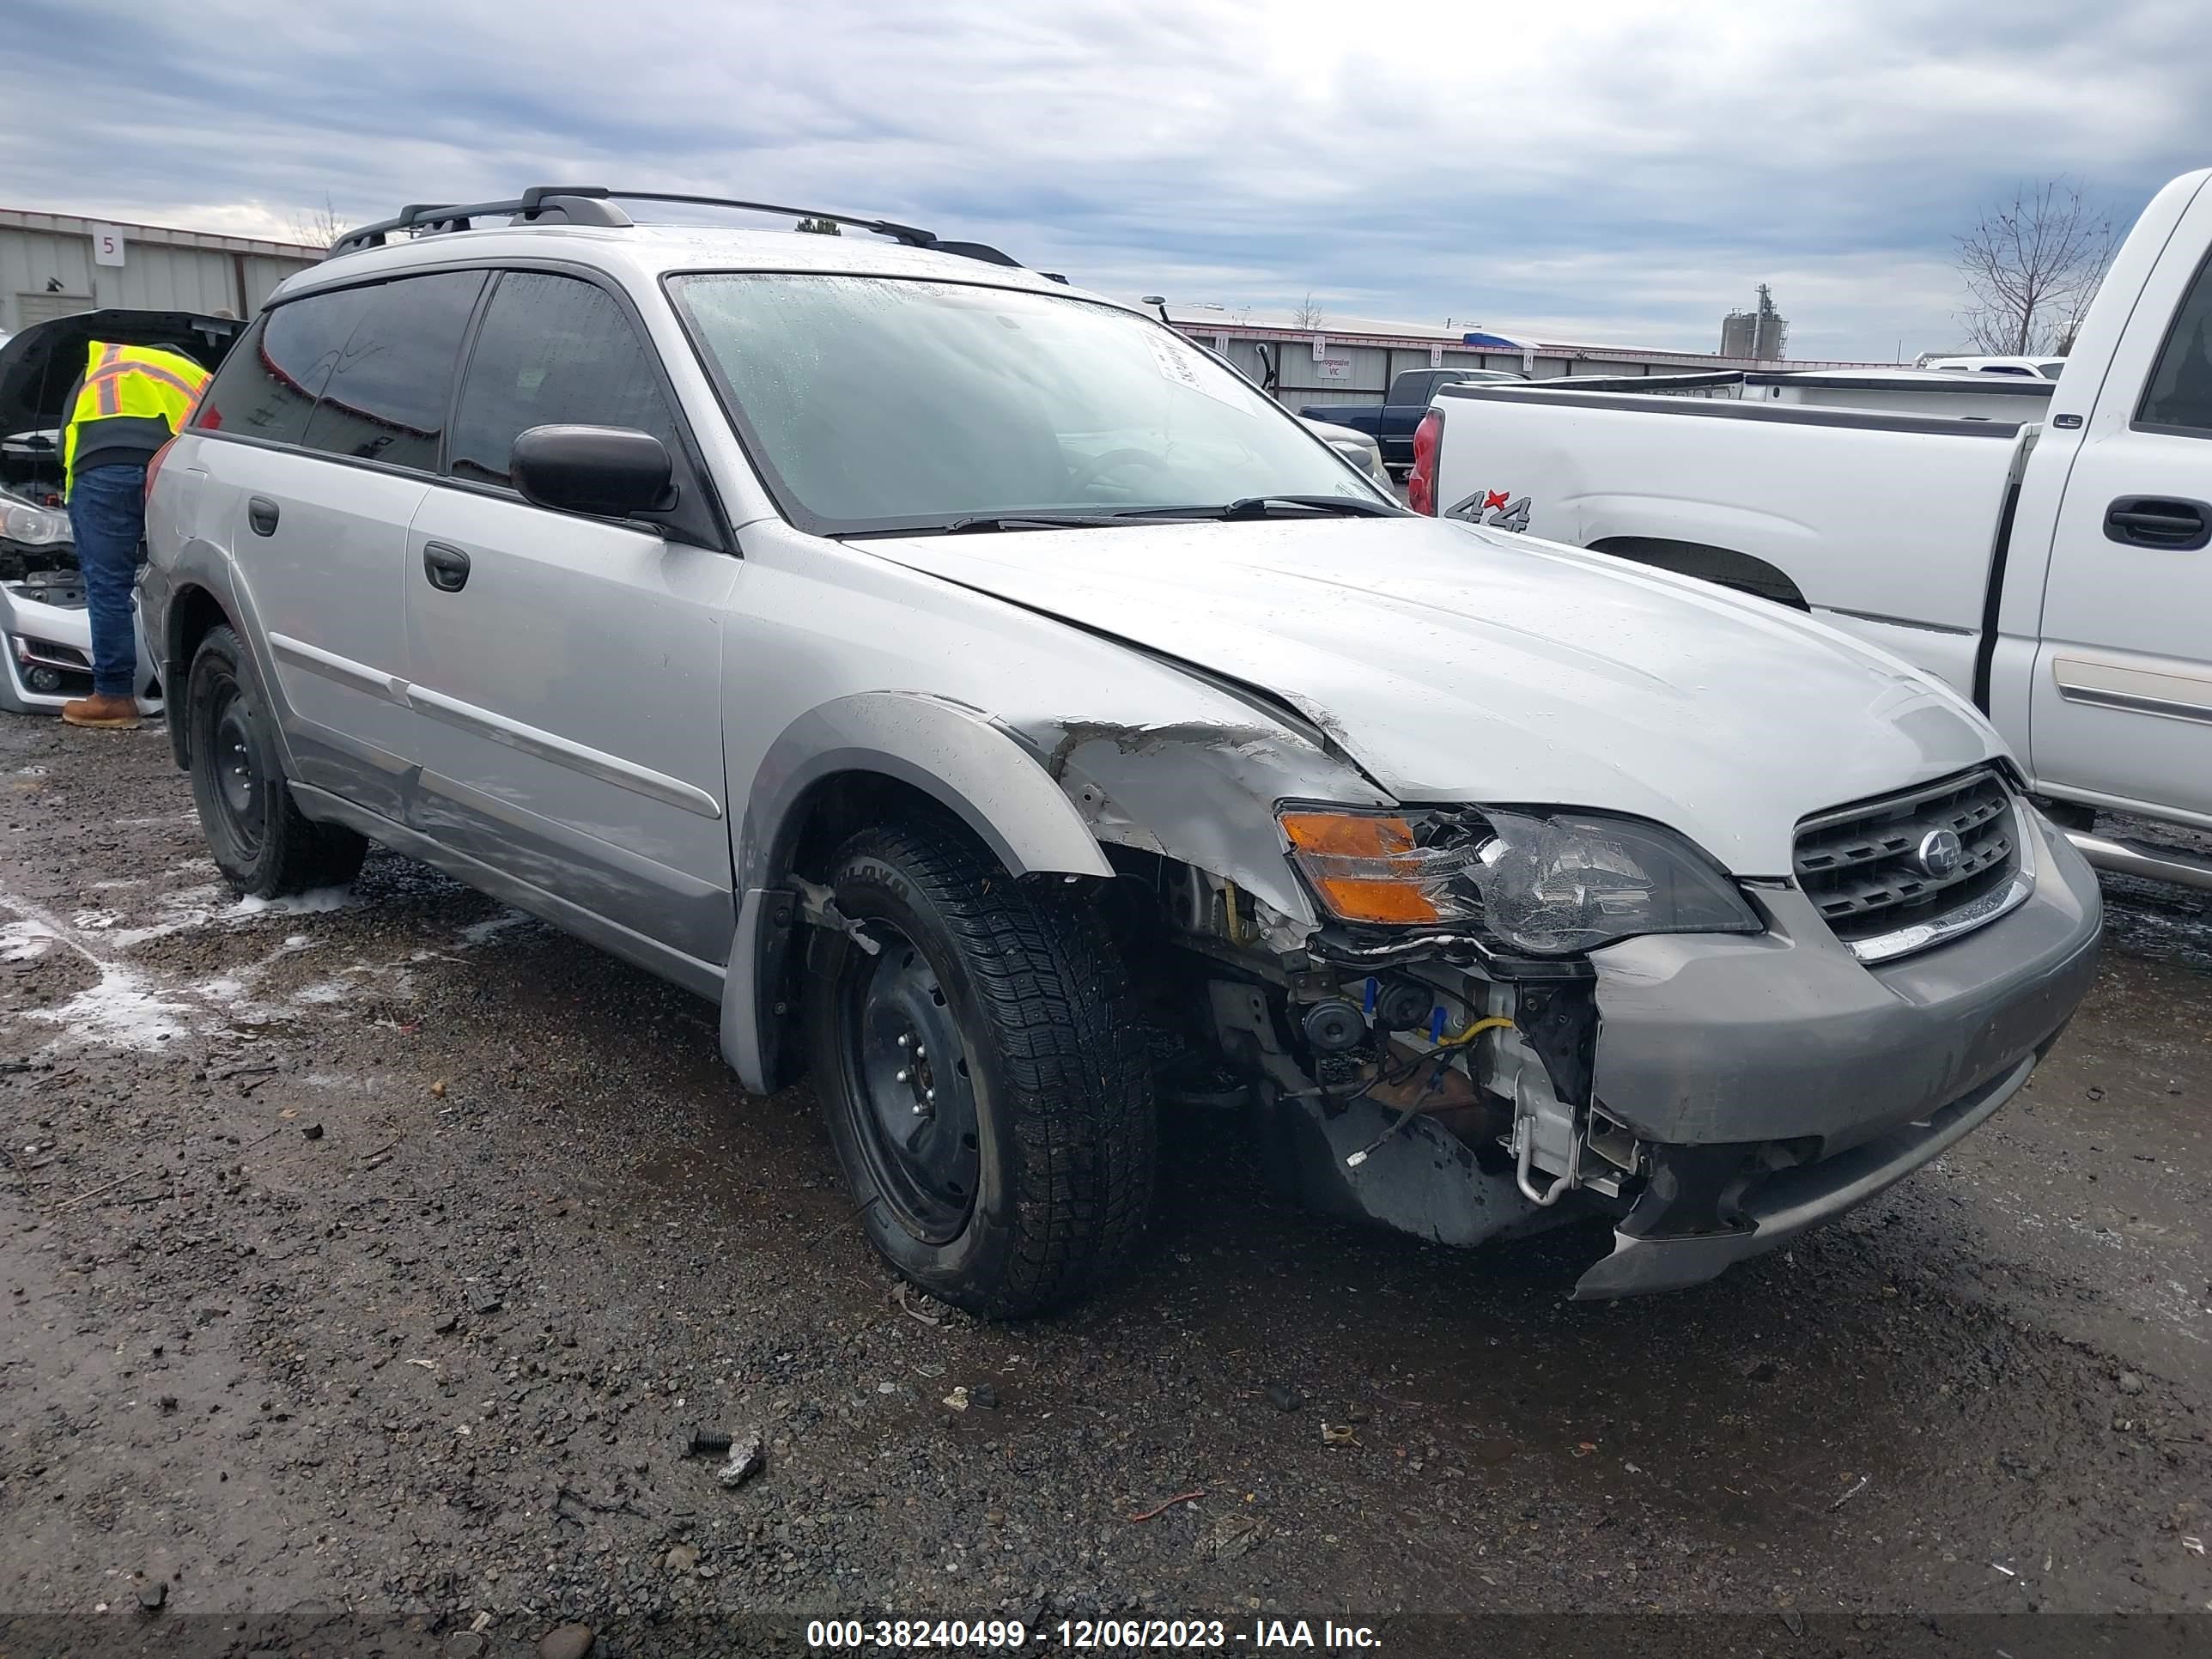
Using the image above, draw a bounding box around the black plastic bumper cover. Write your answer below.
[1572,1048,2036,1297]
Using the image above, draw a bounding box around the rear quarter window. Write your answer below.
[193,289,373,446]
[300,270,487,471]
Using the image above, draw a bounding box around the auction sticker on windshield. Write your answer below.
[1145,329,1244,407]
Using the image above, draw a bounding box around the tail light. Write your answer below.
[1407,409,1443,515]
[143,437,176,507]
[144,385,210,507]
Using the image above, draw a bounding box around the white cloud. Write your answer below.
[5,0,2208,356]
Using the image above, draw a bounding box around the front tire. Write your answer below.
[185,624,367,898]
[804,817,1155,1317]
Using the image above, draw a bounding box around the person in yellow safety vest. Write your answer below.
[57,341,211,730]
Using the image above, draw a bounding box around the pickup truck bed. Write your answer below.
[1411,165,2212,893]
[1429,382,2034,696]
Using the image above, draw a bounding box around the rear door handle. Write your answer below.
[2105,495,2211,550]
[422,541,471,592]
[246,496,279,537]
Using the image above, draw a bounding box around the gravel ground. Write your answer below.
[1,716,2208,1656]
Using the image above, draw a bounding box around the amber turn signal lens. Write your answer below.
[1279,812,1443,925]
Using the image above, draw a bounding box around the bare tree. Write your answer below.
[286,193,344,249]
[1291,292,1324,330]
[793,216,842,235]
[1954,179,2115,356]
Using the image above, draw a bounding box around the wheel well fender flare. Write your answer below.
[156,544,252,770]
[720,691,1112,1094]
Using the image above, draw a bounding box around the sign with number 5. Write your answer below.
[91,224,125,267]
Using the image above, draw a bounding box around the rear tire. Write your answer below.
[185,624,368,898]
[804,817,1155,1317]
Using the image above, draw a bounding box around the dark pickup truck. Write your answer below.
[1301,367,1525,471]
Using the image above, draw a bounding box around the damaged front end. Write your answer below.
[1041,726,2103,1298]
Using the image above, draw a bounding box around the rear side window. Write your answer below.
[447,271,681,486]
[193,289,372,446]
[2138,252,2212,436]
[301,270,486,471]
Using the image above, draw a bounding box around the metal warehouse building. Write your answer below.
[0,209,320,337]
[1164,303,1895,410]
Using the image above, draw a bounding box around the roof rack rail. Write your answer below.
[327,187,630,256]
[327,186,1064,280]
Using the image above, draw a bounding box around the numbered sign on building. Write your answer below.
[89,224,126,267]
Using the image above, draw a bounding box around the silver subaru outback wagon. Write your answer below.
[142,189,2100,1317]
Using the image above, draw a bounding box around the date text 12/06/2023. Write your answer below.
[805,1617,1385,1649]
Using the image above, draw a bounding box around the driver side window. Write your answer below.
[2138,252,2212,437]
[450,271,684,487]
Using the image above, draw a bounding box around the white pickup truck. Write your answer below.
[1410,167,2212,890]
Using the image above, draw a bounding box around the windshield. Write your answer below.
[668,274,1385,533]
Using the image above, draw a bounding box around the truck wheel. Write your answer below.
[185,624,368,898]
[804,817,1155,1317]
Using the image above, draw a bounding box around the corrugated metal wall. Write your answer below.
[1,224,316,335]
[1194,329,1534,407]
[1181,319,1825,407]
[240,254,310,311]
[1,228,98,331]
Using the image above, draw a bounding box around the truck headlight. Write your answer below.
[1281,806,1761,953]
[0,490,69,547]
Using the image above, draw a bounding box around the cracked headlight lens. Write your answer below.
[1473,810,1761,953]
[1281,806,1761,953]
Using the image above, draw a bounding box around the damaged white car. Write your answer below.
[142,189,2102,1315]
[0,309,236,714]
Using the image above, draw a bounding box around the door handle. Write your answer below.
[422,541,471,592]
[246,496,279,537]
[2104,495,2211,550]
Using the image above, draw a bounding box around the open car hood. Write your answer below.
[0,309,240,437]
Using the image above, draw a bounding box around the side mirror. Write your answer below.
[510,424,675,519]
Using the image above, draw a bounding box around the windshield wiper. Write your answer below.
[1219,495,1403,519]
[1117,495,1404,522]
[941,513,1125,533]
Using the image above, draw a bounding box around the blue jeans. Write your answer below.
[66,463,147,698]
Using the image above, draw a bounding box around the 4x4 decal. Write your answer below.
[1446,489,1531,534]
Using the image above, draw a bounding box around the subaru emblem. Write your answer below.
[1914,829,1964,878]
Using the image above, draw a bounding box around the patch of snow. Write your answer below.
[222,888,360,920]
[457,909,533,947]
[0,920,57,962]
[70,908,120,930]
[106,884,228,949]
[22,960,192,1049]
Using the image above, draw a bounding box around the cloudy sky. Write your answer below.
[9,0,2209,360]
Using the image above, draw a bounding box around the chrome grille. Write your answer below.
[1794,769,2021,957]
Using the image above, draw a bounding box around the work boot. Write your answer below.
[60,692,142,730]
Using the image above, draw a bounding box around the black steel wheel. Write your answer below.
[836,922,983,1244]
[185,624,367,898]
[804,816,1155,1317]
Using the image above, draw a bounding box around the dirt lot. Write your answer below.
[1,715,2208,1656]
